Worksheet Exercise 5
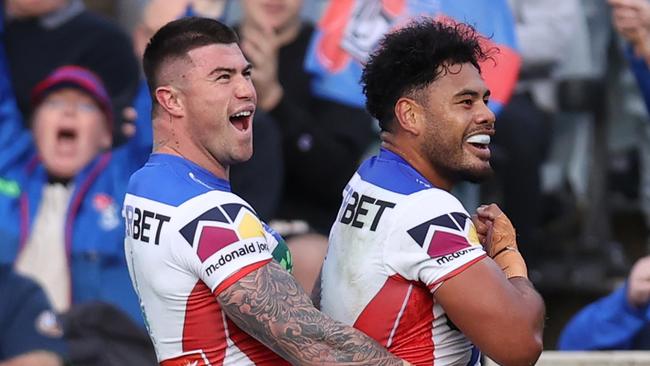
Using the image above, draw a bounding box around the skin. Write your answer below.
[239,0,303,110]
[627,256,650,308]
[0,351,62,366]
[382,63,495,191]
[153,43,256,178]
[152,41,409,365]
[32,88,112,180]
[5,0,66,18]
[382,62,544,366]
[609,0,650,63]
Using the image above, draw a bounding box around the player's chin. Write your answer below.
[461,163,493,184]
[234,147,254,164]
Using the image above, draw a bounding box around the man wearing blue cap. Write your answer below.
[0,63,149,323]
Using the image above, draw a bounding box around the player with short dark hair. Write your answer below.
[321,19,545,366]
[124,17,409,366]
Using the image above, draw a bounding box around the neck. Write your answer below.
[153,117,229,181]
[380,135,453,192]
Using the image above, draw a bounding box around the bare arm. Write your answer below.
[437,204,544,366]
[0,351,62,366]
[436,259,544,366]
[217,260,408,366]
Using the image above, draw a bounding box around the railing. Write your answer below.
[484,351,650,365]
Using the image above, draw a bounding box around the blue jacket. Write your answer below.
[626,44,650,115]
[558,283,650,350]
[0,36,151,323]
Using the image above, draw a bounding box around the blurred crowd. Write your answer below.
[3,0,650,364]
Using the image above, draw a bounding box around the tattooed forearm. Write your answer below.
[217,261,404,366]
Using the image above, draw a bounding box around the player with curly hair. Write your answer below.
[321,19,545,366]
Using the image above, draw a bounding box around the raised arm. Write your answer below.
[0,22,33,174]
[217,260,408,366]
[434,204,544,366]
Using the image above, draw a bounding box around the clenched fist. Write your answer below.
[472,204,528,279]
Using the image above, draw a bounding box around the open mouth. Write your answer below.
[465,134,491,159]
[466,134,490,149]
[229,109,253,132]
[57,127,78,143]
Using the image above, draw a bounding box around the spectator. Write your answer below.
[489,0,582,269]
[0,61,150,322]
[0,264,66,366]
[4,0,139,141]
[558,255,650,349]
[237,0,378,235]
[131,0,284,221]
[607,0,650,141]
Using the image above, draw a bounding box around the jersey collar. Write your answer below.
[148,153,231,192]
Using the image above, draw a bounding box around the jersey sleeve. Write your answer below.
[385,189,486,292]
[174,194,274,295]
[262,222,293,273]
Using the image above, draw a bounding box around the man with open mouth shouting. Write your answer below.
[0,60,149,324]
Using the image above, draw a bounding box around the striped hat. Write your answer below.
[31,65,113,128]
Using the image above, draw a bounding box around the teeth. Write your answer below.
[466,134,490,145]
[231,110,252,118]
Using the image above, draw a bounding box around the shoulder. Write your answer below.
[126,158,221,208]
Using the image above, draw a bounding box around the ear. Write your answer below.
[155,86,184,118]
[394,97,423,136]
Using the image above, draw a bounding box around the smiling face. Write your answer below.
[415,62,495,187]
[178,43,257,167]
[32,88,112,179]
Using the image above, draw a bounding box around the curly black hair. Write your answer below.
[361,18,492,131]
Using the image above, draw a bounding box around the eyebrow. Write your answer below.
[454,89,491,99]
[208,63,253,76]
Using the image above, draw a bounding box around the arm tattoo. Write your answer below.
[217,261,404,365]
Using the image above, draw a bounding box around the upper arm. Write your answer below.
[217,260,404,366]
[434,258,544,364]
[0,45,32,174]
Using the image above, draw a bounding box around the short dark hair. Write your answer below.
[143,17,239,101]
[361,19,491,131]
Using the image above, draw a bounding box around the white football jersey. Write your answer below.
[322,148,486,366]
[124,154,289,366]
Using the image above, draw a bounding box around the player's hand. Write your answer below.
[627,256,650,308]
[474,204,527,279]
[474,204,516,256]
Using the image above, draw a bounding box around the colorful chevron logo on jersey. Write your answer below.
[179,203,263,263]
[407,212,480,258]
